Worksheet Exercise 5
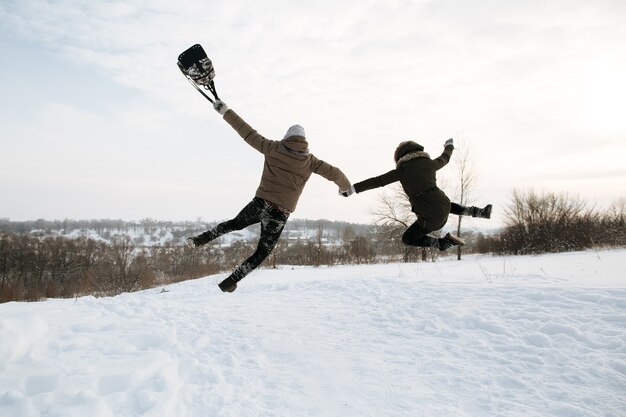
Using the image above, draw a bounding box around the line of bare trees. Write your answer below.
[2,188,624,302]
[482,191,626,255]
[0,228,381,303]
[0,234,221,303]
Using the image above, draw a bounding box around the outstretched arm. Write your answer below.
[311,156,352,192]
[432,138,454,171]
[353,169,399,193]
[215,100,277,155]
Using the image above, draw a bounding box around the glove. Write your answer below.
[339,185,355,197]
[444,138,454,148]
[213,100,229,115]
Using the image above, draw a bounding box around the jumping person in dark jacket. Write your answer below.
[189,100,353,293]
[342,138,492,251]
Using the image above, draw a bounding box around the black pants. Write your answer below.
[449,202,467,216]
[401,222,439,248]
[202,197,289,282]
[402,202,470,248]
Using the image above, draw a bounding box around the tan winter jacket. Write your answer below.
[223,109,351,213]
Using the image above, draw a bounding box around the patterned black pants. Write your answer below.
[199,197,289,282]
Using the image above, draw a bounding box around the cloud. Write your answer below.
[3,1,624,121]
[1,0,625,223]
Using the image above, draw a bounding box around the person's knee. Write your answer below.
[401,231,413,245]
[259,235,280,256]
[225,216,249,231]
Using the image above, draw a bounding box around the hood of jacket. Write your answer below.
[396,150,430,167]
[281,135,310,158]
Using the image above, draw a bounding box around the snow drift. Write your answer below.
[1,250,625,417]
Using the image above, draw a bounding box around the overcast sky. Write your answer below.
[1,0,625,228]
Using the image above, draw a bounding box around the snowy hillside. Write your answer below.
[1,250,625,417]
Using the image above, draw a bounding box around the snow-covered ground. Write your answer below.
[1,249,625,417]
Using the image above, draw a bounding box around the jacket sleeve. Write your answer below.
[223,109,278,154]
[353,169,399,193]
[310,156,352,191]
[432,145,454,171]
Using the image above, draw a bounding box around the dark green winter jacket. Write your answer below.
[353,145,454,231]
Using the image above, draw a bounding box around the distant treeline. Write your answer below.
[0,228,405,303]
[1,191,624,303]
[0,220,470,302]
[475,191,626,255]
[0,218,371,245]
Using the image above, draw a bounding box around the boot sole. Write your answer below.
[444,233,466,246]
[482,204,492,219]
[218,279,237,293]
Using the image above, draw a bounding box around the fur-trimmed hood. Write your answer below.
[396,150,430,167]
[394,140,424,163]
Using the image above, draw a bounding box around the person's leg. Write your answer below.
[402,220,465,251]
[439,233,465,251]
[190,198,262,246]
[449,202,466,216]
[401,221,439,248]
[219,203,288,292]
[450,202,492,219]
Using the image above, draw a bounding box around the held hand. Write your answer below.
[339,185,356,197]
[213,100,229,115]
[444,138,454,148]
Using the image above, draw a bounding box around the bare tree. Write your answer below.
[606,198,626,227]
[503,189,592,254]
[315,220,324,266]
[93,235,149,295]
[452,143,476,260]
[373,186,428,262]
[594,197,626,247]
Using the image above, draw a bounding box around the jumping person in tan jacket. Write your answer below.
[189,100,353,293]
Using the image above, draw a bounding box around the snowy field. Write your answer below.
[1,250,625,417]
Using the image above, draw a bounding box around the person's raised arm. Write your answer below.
[432,138,454,171]
[214,99,277,154]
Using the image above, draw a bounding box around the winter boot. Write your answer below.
[452,203,492,219]
[463,204,492,219]
[188,232,213,247]
[476,204,492,219]
[438,233,466,251]
[218,276,238,293]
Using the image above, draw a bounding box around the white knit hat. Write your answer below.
[283,124,305,139]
